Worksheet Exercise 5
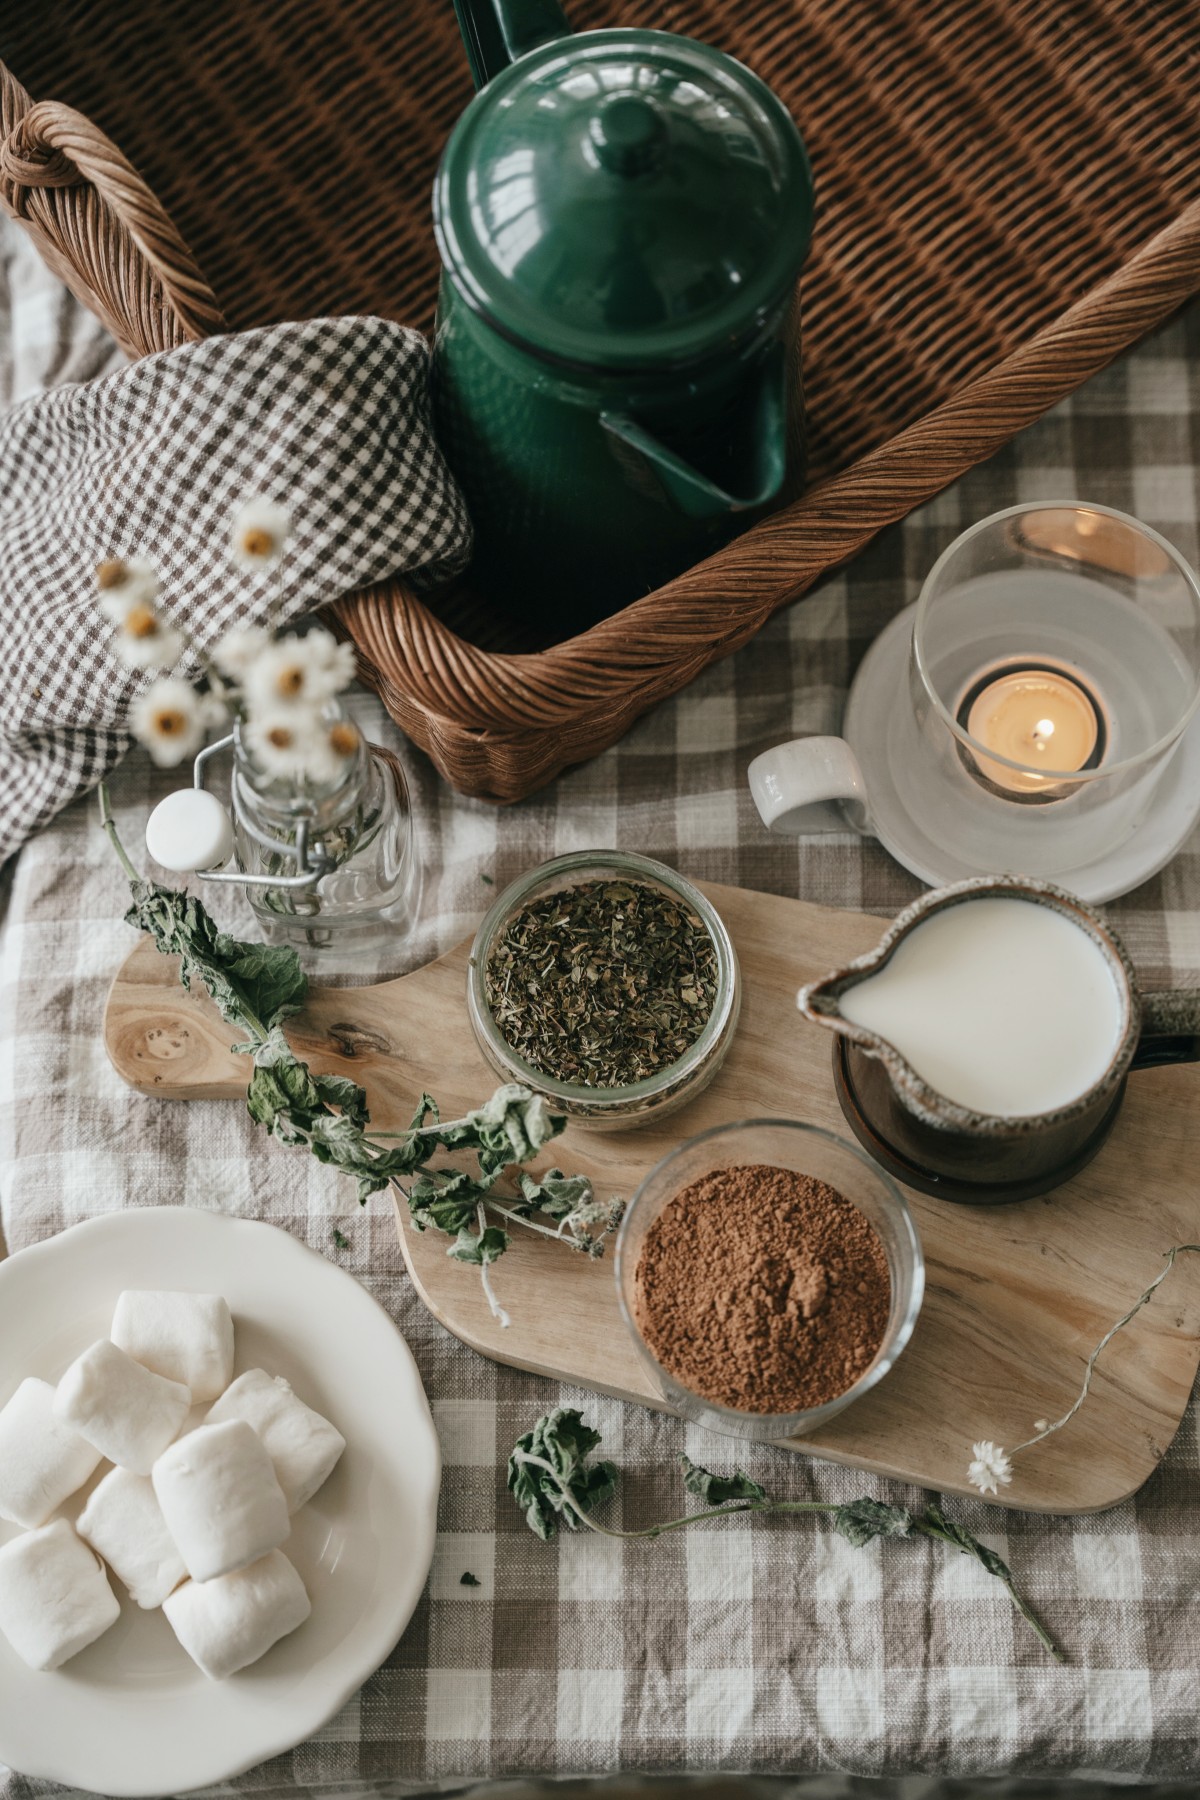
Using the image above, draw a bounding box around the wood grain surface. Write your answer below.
[103,883,1200,1514]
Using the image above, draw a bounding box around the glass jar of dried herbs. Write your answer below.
[467,852,741,1128]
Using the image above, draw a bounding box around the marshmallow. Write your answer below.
[111,1290,234,1404]
[76,1466,188,1609]
[54,1339,191,1474]
[205,1370,346,1513]
[0,1519,121,1670]
[163,1549,311,1680]
[0,1377,104,1529]
[153,1419,289,1582]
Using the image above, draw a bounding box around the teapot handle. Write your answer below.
[453,0,571,88]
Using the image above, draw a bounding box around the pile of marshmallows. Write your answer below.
[0,1291,345,1679]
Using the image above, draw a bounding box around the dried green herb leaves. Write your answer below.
[101,788,621,1327]
[507,1412,1063,1660]
[508,1409,620,1541]
[484,880,718,1088]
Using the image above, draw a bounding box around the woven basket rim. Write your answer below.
[3,11,1200,800]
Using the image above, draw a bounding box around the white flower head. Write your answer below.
[110,601,185,672]
[242,628,356,713]
[211,625,273,681]
[129,677,214,769]
[319,718,362,780]
[230,497,290,571]
[295,717,362,788]
[243,708,361,788]
[95,556,158,624]
[1033,1419,1050,1436]
[967,1440,1014,1497]
[242,705,325,783]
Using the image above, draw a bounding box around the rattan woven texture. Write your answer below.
[2,1,1199,798]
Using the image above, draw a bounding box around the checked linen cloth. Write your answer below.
[3,217,1200,1797]
[0,308,471,863]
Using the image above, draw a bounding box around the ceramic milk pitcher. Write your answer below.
[432,0,815,631]
[799,876,1200,1205]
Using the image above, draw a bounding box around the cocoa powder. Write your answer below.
[633,1163,891,1414]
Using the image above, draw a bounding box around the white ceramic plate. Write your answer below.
[0,1208,441,1797]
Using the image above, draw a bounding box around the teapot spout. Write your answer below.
[453,0,571,88]
[599,342,789,523]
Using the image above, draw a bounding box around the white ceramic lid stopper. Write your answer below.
[145,789,234,873]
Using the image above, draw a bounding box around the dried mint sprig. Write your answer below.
[508,1408,1063,1662]
[100,785,621,1324]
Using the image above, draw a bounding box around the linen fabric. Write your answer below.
[3,221,1200,1794]
[0,308,471,866]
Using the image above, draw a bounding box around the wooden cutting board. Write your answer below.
[103,883,1200,1514]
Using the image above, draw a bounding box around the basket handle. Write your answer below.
[0,90,225,352]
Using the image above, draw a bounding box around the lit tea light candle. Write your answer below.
[962,665,1104,796]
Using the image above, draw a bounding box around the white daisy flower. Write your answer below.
[967,1440,1014,1496]
[129,677,214,769]
[95,556,158,624]
[242,628,357,712]
[110,602,185,672]
[310,718,363,785]
[211,625,274,680]
[243,710,362,788]
[242,706,327,782]
[293,718,363,788]
[230,497,290,570]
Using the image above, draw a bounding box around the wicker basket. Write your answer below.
[2,0,1199,801]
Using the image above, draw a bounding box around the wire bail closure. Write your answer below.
[191,735,334,891]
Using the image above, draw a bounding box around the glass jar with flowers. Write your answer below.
[97,499,419,964]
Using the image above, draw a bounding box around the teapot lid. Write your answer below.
[434,29,814,371]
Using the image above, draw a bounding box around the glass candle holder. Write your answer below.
[749,501,1200,892]
[903,502,1200,875]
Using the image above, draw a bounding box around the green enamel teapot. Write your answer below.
[432,0,815,632]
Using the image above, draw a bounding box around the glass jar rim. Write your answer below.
[467,850,740,1107]
[613,1115,925,1432]
[913,501,1200,785]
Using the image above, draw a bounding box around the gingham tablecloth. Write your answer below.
[3,216,1200,1798]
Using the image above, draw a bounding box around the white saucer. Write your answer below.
[0,1209,441,1797]
[843,604,1200,903]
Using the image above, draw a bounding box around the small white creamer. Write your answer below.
[839,897,1124,1117]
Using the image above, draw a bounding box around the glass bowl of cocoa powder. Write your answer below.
[615,1119,924,1440]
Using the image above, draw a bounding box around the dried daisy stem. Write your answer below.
[1011,1244,1200,1456]
[969,1244,1200,1495]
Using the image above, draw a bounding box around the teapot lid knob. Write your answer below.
[588,94,667,178]
[434,29,814,370]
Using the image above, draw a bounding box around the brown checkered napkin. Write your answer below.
[2,216,1200,1798]
[0,312,471,866]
